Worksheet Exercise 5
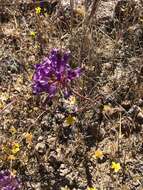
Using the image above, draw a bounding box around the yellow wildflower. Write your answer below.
[64,115,76,126]
[111,161,121,172]
[93,149,103,159]
[34,44,40,49]
[61,186,70,190]
[11,143,20,154]
[87,187,97,190]
[35,7,41,14]
[30,31,36,38]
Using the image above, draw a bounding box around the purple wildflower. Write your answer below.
[32,48,81,97]
[0,170,21,190]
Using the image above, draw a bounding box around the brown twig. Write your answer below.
[86,0,101,25]
[0,98,17,115]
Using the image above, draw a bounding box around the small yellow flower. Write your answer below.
[61,186,70,190]
[11,143,20,154]
[35,7,41,14]
[111,161,121,173]
[34,44,40,49]
[30,31,36,38]
[64,115,76,126]
[87,187,97,190]
[93,149,103,159]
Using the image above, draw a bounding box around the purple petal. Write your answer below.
[48,84,57,96]
[67,68,81,80]
[32,48,82,97]
[62,50,71,63]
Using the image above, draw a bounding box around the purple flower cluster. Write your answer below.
[33,48,81,97]
[0,170,21,190]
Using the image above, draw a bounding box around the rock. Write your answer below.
[38,136,44,142]
[35,142,46,154]
[136,112,143,124]
[138,98,143,107]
